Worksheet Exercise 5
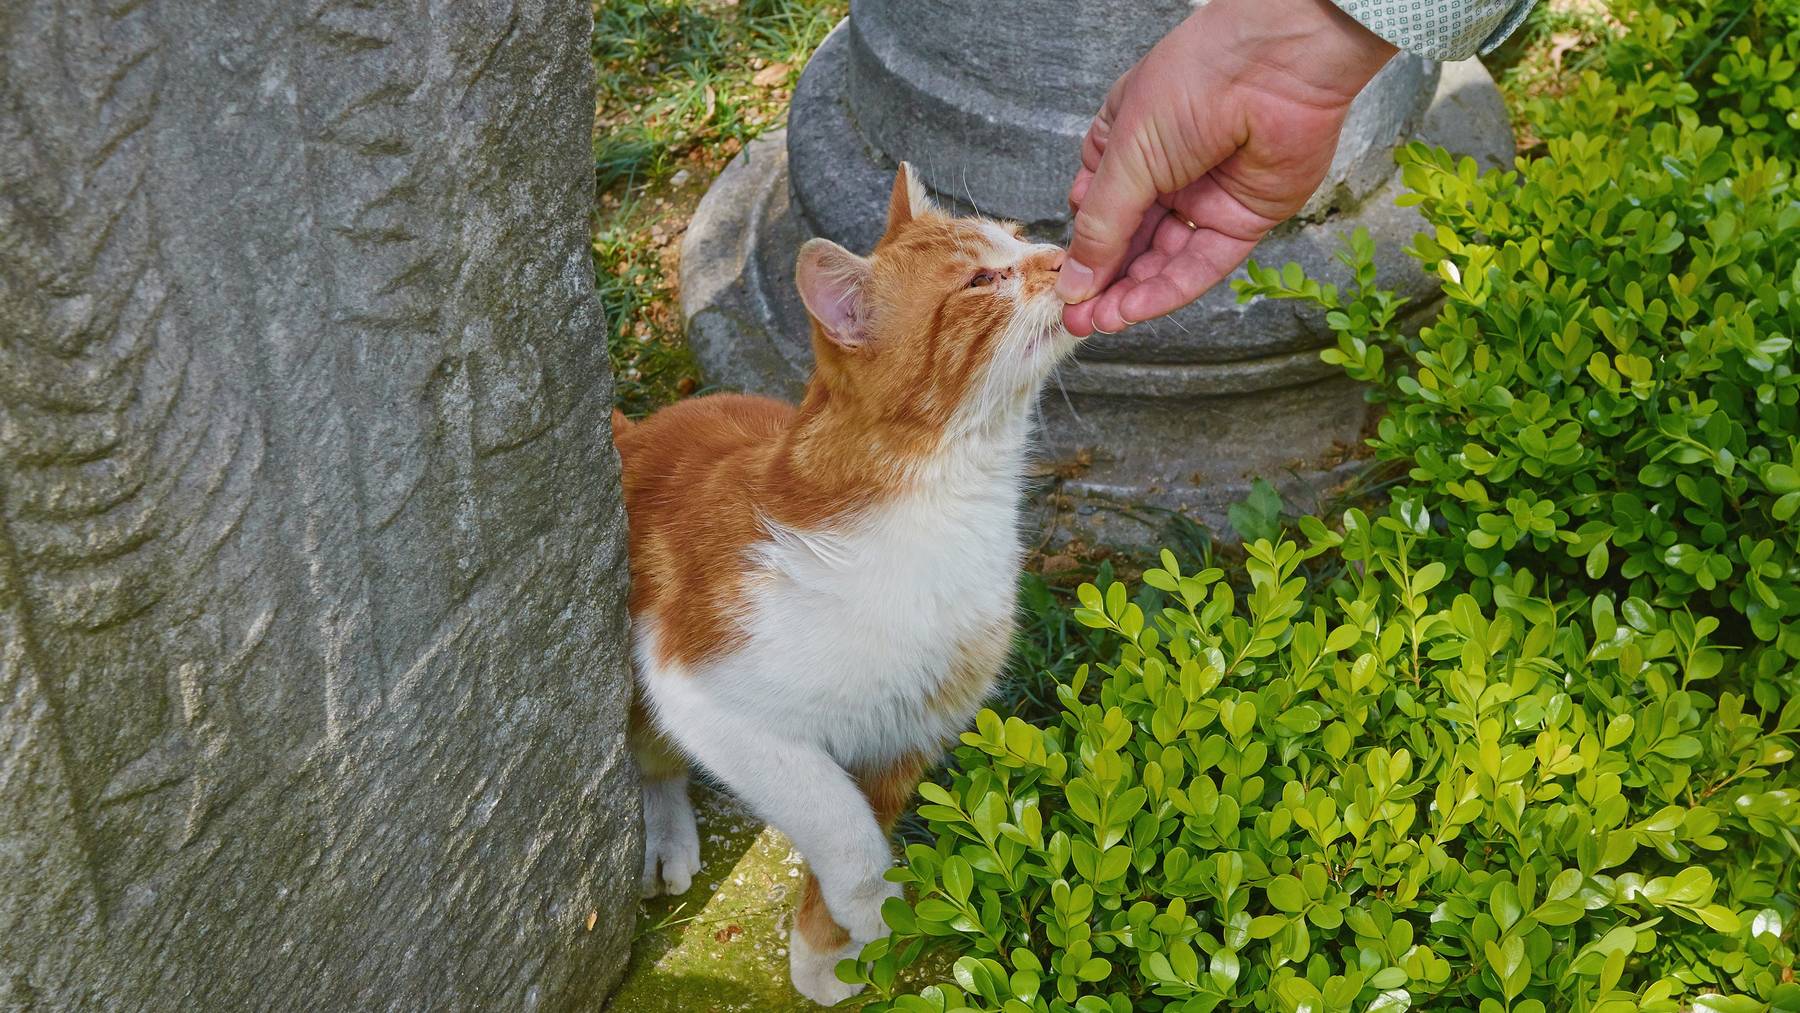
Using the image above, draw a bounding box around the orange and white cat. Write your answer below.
[613,164,1075,1004]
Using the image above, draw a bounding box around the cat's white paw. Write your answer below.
[789,924,865,1006]
[640,829,700,898]
[640,777,702,898]
[830,873,902,943]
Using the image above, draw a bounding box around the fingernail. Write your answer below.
[1055,259,1094,303]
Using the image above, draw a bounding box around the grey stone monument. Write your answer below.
[0,1,639,1009]
[683,0,1513,540]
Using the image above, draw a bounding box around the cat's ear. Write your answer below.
[886,162,935,234]
[795,238,872,348]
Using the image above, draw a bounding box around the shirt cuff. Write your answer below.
[1329,0,1540,61]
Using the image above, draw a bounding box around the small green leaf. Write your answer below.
[1267,875,1307,913]
[942,855,973,902]
[1585,541,1609,579]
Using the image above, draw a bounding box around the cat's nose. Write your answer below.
[1027,249,1066,274]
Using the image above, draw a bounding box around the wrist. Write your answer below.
[1192,0,1398,101]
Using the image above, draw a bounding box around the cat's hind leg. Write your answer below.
[633,725,702,898]
[789,873,856,1004]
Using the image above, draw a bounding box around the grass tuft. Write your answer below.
[593,0,846,415]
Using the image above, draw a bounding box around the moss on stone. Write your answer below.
[608,787,824,1012]
[609,785,960,1012]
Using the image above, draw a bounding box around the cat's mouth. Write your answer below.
[1034,297,1079,347]
[1025,317,1078,355]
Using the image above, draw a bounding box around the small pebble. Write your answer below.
[671,168,692,187]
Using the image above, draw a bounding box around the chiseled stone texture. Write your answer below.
[0,1,639,1010]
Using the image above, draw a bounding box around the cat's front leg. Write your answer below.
[647,676,898,1004]
[790,753,928,1003]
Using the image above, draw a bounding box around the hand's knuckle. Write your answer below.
[1070,211,1117,249]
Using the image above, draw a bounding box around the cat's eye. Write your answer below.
[968,270,997,288]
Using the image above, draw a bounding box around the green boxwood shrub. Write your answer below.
[1555,0,1799,159]
[841,7,1800,1010]
[846,519,1798,1012]
[1236,12,1800,708]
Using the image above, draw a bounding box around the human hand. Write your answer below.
[1057,0,1398,336]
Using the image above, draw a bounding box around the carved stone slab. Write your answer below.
[0,0,640,1008]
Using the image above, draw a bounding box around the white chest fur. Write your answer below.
[677,439,1026,770]
[736,479,1020,767]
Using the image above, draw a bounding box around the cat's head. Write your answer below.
[793,164,1076,439]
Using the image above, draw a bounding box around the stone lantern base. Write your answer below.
[682,24,1513,543]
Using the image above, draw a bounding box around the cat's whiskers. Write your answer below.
[959,166,982,218]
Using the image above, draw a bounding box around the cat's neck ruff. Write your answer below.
[909,396,1037,492]
[782,385,1038,529]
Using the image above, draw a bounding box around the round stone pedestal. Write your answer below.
[683,7,1512,542]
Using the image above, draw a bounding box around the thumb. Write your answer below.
[1058,129,1159,304]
